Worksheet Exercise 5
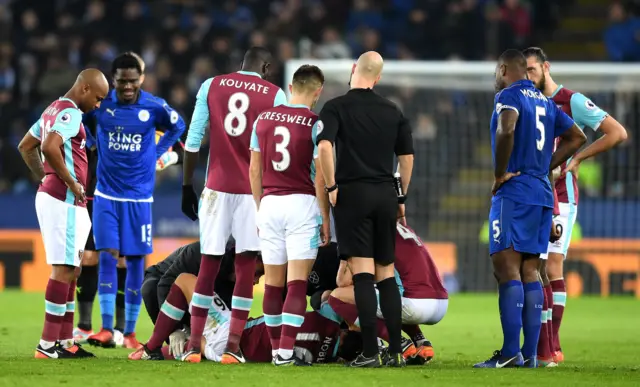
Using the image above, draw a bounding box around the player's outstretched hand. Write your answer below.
[561,158,580,179]
[491,172,521,195]
[169,329,188,358]
[328,188,338,207]
[69,181,86,205]
[549,221,563,243]
[181,184,199,221]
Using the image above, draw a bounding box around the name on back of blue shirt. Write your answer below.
[519,88,547,101]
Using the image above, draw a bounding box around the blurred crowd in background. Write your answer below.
[0,0,638,201]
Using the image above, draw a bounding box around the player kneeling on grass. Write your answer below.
[326,222,449,365]
[129,273,362,364]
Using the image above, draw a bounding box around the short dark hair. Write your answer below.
[292,65,324,92]
[522,47,548,63]
[499,49,527,71]
[111,53,142,76]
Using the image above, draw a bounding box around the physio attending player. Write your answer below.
[475,50,586,369]
[74,53,149,345]
[129,273,361,364]
[17,69,109,358]
[87,53,186,349]
[327,222,447,365]
[523,47,628,363]
[250,64,330,366]
[181,47,287,363]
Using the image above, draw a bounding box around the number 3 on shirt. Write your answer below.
[536,106,545,151]
[224,92,250,137]
[272,126,291,171]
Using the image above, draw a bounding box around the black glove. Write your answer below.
[181,184,199,221]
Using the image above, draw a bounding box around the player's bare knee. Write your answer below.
[51,264,76,283]
[82,250,99,266]
[546,253,564,280]
[491,251,520,282]
[348,257,375,275]
[331,286,355,304]
[521,257,540,283]
[175,273,197,292]
[374,262,395,283]
[287,259,314,282]
[264,264,287,286]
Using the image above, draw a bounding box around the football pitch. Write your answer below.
[0,292,638,386]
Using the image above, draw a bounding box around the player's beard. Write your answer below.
[537,73,547,92]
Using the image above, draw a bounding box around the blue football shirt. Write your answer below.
[84,90,186,200]
[490,79,575,208]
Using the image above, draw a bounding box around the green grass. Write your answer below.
[0,291,638,386]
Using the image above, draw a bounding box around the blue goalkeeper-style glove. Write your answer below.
[156,151,179,171]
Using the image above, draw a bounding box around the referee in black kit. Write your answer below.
[315,51,414,368]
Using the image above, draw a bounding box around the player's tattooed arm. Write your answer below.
[17,132,45,182]
[249,151,263,210]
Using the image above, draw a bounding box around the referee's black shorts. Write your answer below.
[84,198,96,251]
[333,182,397,265]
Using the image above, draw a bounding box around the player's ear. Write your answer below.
[262,62,270,78]
[543,61,551,73]
[288,84,293,95]
[139,74,146,85]
[351,63,356,75]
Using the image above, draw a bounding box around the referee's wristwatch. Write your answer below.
[325,183,338,193]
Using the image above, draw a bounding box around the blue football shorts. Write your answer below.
[488,196,552,256]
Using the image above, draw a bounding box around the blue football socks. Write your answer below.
[124,256,145,335]
[97,252,117,331]
[521,281,544,358]
[498,280,524,357]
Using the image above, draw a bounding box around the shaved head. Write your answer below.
[77,68,109,91]
[355,51,384,79]
[72,68,109,112]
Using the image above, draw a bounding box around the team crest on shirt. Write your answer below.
[309,271,319,284]
[60,112,71,124]
[316,120,324,135]
[138,109,150,122]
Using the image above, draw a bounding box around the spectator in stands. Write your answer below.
[498,0,531,49]
[604,2,640,62]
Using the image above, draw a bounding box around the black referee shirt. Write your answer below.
[316,88,414,184]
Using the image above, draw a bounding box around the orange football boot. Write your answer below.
[87,329,116,348]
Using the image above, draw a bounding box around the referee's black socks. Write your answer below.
[353,273,379,358]
[377,276,403,355]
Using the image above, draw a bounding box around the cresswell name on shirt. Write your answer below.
[257,111,314,127]
[108,130,142,152]
[218,78,270,94]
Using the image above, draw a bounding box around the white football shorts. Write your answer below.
[199,188,260,255]
[540,202,578,260]
[199,293,231,362]
[257,194,321,265]
[376,291,449,325]
[35,192,91,267]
